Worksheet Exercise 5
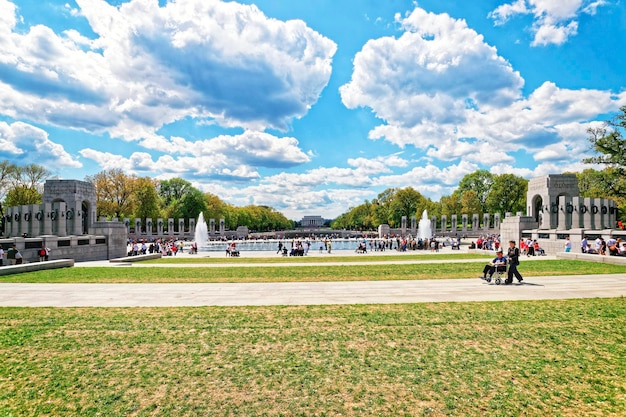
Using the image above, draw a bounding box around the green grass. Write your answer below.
[146,252,489,264]
[1,259,624,283]
[1,299,625,416]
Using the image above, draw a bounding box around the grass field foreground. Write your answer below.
[1,299,625,416]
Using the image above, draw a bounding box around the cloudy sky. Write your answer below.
[0,0,624,219]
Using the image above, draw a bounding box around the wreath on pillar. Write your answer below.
[35,211,43,221]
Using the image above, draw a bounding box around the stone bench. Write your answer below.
[0,259,75,276]
[109,253,162,263]
[556,252,626,265]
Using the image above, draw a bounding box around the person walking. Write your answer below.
[506,240,523,284]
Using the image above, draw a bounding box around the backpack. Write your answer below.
[39,249,46,256]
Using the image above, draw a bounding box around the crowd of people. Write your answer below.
[581,235,626,256]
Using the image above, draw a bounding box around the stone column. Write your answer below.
[70,202,82,235]
[410,215,416,235]
[123,218,131,236]
[219,218,225,235]
[146,218,153,237]
[20,204,29,236]
[178,219,185,235]
[582,198,593,229]
[42,203,52,235]
[472,214,479,232]
[135,218,142,237]
[54,202,67,237]
[157,218,164,236]
[440,215,447,233]
[557,196,570,230]
[189,218,196,238]
[451,215,457,233]
[461,214,468,232]
[571,197,583,229]
[168,218,174,236]
[401,216,407,236]
[598,198,604,229]
[209,218,216,236]
[483,213,490,231]
[494,213,501,229]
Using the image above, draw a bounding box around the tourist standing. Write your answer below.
[564,237,572,253]
[0,246,4,266]
[506,240,523,284]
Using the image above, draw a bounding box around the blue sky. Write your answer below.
[0,0,625,220]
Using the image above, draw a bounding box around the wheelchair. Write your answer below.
[484,263,507,285]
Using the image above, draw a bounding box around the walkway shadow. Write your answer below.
[517,282,544,287]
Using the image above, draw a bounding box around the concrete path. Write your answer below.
[1,274,624,307]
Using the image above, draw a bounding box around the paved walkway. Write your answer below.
[1,248,624,307]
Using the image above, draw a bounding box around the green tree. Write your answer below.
[4,185,42,206]
[86,169,136,219]
[485,174,528,215]
[461,190,482,216]
[391,187,425,226]
[457,170,494,213]
[440,192,462,218]
[584,106,626,168]
[133,177,161,223]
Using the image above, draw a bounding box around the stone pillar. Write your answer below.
[54,202,67,237]
[157,218,164,236]
[189,218,196,238]
[135,218,142,237]
[70,202,82,235]
[168,218,174,236]
[557,196,570,231]
[582,198,593,229]
[41,203,52,236]
[123,218,131,236]
[219,218,225,235]
[20,205,29,236]
[483,213,490,231]
[599,198,609,229]
[178,219,185,235]
[461,214,468,232]
[401,216,407,235]
[451,215,457,233]
[440,215,447,233]
[571,197,583,229]
[494,213,501,229]
[209,218,216,236]
[146,218,153,237]
[472,214,479,232]
[410,215,416,235]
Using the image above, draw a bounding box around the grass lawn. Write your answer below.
[1,299,625,416]
[1,259,624,283]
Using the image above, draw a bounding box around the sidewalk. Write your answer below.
[2,247,623,307]
[1,274,624,307]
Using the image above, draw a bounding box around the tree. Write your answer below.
[584,106,626,168]
[457,170,494,213]
[440,192,462,218]
[461,190,482,216]
[485,174,528,215]
[4,185,42,206]
[86,169,137,219]
[133,177,161,223]
[391,187,425,225]
[1,161,49,208]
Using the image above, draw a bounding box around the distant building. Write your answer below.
[300,215,325,228]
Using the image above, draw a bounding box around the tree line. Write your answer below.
[2,106,626,231]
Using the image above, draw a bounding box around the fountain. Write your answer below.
[418,210,432,240]
[194,212,209,250]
